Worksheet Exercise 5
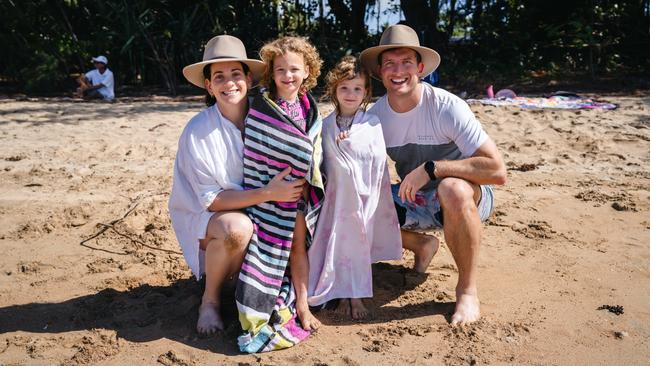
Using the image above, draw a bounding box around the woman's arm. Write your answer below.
[208,167,305,212]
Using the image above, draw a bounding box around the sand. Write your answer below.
[0,94,648,365]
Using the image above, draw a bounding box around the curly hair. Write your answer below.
[259,36,322,97]
[323,56,372,115]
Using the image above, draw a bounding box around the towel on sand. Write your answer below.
[468,95,617,110]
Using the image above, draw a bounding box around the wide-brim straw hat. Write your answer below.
[182,35,265,89]
[360,24,441,79]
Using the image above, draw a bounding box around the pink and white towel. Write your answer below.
[308,110,402,306]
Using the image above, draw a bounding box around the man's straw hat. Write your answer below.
[360,24,441,79]
[182,35,265,89]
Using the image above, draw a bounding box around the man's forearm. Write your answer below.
[435,156,506,186]
[87,83,104,91]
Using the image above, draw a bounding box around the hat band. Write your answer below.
[205,55,246,61]
[380,42,422,47]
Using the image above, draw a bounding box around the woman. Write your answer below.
[168,35,306,335]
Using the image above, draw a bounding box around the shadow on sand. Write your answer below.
[0,262,453,355]
[314,262,455,326]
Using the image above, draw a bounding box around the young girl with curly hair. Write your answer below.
[235,36,324,353]
[307,56,402,319]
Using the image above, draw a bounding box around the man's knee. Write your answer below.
[437,178,478,211]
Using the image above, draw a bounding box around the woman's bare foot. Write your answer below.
[335,299,351,317]
[197,302,224,335]
[297,305,321,331]
[451,291,481,326]
[350,298,368,320]
[414,236,440,273]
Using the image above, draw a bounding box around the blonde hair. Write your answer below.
[323,56,372,115]
[259,36,322,97]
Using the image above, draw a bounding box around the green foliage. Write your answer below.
[0,0,648,94]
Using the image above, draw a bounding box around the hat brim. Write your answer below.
[91,58,107,65]
[182,58,266,89]
[360,45,441,80]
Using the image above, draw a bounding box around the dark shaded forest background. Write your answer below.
[1,0,649,95]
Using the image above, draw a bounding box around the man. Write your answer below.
[360,24,506,325]
[75,55,115,101]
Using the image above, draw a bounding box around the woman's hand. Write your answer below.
[265,167,305,202]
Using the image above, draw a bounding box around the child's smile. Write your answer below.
[272,51,309,101]
[336,76,367,117]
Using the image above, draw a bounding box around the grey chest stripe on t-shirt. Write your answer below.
[387,142,463,191]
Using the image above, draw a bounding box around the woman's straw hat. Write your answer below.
[182,35,265,88]
[360,24,441,79]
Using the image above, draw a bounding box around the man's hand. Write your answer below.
[265,167,305,202]
[398,163,431,203]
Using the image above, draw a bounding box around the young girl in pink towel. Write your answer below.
[307,56,402,319]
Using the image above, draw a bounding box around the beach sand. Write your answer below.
[0,94,648,365]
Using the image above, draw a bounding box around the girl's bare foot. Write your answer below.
[350,298,369,320]
[197,302,224,335]
[297,305,321,331]
[335,299,351,317]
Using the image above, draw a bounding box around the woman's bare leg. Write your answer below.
[197,211,252,335]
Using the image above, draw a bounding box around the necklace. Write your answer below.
[336,114,354,132]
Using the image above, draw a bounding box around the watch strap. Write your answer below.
[424,160,437,181]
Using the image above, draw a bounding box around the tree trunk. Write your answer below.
[447,0,457,38]
[400,0,446,49]
[351,0,369,46]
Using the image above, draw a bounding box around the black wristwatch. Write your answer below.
[424,160,437,181]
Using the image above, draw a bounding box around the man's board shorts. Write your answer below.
[391,183,494,231]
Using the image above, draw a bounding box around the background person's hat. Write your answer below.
[91,55,108,65]
[182,35,265,89]
[360,24,441,79]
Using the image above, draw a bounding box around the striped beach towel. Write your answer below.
[236,92,324,353]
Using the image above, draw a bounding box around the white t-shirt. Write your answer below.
[370,83,488,190]
[168,105,245,278]
[85,68,115,100]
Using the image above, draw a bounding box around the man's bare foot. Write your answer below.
[414,236,440,273]
[451,291,480,326]
[350,298,368,320]
[197,302,224,335]
[297,305,321,331]
[335,299,351,317]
